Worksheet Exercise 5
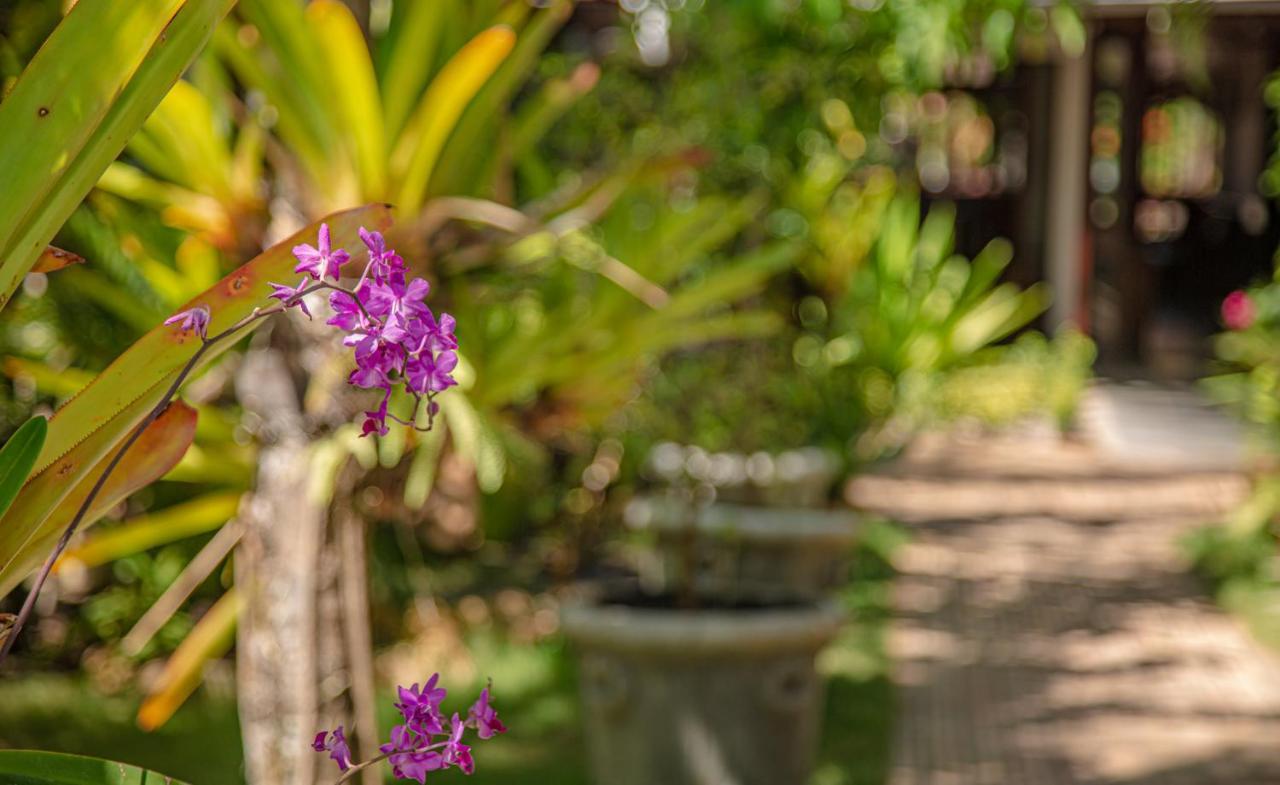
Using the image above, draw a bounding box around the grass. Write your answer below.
[0,672,244,783]
[0,524,904,785]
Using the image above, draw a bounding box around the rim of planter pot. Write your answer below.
[628,496,861,547]
[560,588,845,658]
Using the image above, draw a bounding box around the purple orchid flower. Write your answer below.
[312,726,352,771]
[163,305,211,339]
[442,714,475,775]
[360,227,389,261]
[361,393,391,437]
[411,312,457,354]
[293,223,351,281]
[466,687,507,740]
[268,278,312,319]
[406,351,458,395]
[327,289,366,332]
[396,676,448,720]
[259,224,459,439]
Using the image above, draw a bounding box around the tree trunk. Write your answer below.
[236,348,325,785]
[235,347,379,785]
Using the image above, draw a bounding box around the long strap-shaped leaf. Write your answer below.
[0,402,199,598]
[0,0,232,312]
[390,25,516,212]
[0,750,191,785]
[307,0,387,200]
[58,491,241,572]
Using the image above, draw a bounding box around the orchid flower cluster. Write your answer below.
[312,675,506,783]
[164,223,458,437]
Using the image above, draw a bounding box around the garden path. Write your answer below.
[847,430,1280,785]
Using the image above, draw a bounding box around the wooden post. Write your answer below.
[1045,34,1094,332]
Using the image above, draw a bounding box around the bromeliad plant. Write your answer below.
[791,183,1050,459]
[0,221,459,661]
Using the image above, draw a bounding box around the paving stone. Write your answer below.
[850,436,1280,785]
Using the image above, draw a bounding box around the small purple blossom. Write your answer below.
[406,351,458,395]
[442,714,475,775]
[466,687,507,740]
[293,223,351,281]
[360,227,388,261]
[312,725,352,772]
[257,223,458,437]
[361,394,391,438]
[396,676,448,731]
[268,278,312,319]
[316,675,503,782]
[163,305,211,339]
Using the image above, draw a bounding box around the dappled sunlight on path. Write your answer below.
[850,434,1280,785]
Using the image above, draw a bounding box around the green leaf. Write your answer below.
[0,0,185,260]
[379,0,452,142]
[390,25,516,212]
[0,750,190,785]
[306,0,387,199]
[0,0,231,312]
[0,417,47,521]
[429,2,573,197]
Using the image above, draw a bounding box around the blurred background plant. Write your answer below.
[1191,280,1280,649]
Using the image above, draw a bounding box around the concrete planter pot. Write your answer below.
[562,590,843,785]
[645,444,840,508]
[627,497,861,601]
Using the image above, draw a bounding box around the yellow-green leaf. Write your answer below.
[380,0,452,142]
[306,0,387,199]
[58,491,240,571]
[137,588,242,730]
[390,25,516,212]
[0,402,198,599]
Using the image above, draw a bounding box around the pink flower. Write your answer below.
[1222,290,1256,330]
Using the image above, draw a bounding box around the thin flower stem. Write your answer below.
[333,742,447,785]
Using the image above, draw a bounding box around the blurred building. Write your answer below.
[917,0,1280,378]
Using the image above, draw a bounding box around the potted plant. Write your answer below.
[562,443,848,785]
[626,444,860,602]
[561,581,842,785]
